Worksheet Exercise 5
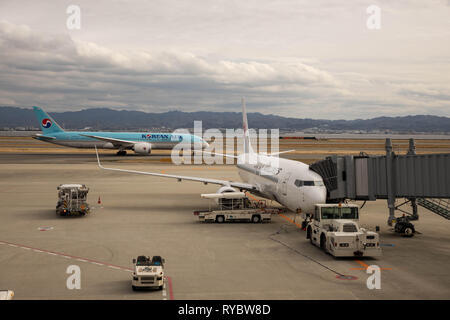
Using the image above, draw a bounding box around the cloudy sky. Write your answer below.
[0,0,449,119]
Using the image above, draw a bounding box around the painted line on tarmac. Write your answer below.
[162,281,167,300]
[278,213,303,229]
[0,239,131,272]
[166,275,174,300]
[0,239,175,300]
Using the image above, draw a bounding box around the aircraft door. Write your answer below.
[280,172,291,197]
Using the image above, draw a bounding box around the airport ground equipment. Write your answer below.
[310,138,450,228]
[0,290,14,300]
[193,192,277,223]
[392,215,415,237]
[56,184,90,216]
[306,203,382,257]
[131,256,165,290]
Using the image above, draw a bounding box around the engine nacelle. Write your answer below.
[132,142,152,155]
[217,186,237,194]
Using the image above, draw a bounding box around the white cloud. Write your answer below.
[0,0,449,119]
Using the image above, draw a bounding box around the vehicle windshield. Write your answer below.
[321,207,358,219]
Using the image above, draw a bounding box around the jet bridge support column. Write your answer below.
[407,139,419,221]
[386,139,396,225]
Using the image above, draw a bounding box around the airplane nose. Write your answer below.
[317,187,327,204]
[306,187,326,206]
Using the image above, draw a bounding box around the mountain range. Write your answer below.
[1,106,449,133]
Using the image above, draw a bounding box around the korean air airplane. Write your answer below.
[33,106,208,155]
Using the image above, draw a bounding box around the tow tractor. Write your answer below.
[306,203,382,257]
[131,255,165,291]
[56,184,90,216]
[193,192,277,223]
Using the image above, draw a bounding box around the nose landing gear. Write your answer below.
[116,150,127,156]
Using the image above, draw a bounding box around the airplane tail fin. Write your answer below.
[242,98,255,154]
[33,106,64,134]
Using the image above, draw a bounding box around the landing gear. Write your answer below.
[116,150,127,156]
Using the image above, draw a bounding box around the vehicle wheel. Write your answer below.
[403,227,414,237]
[320,234,327,251]
[132,285,137,291]
[158,285,163,290]
[216,215,225,223]
[251,215,261,223]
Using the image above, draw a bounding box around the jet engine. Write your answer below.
[132,142,152,155]
[216,186,240,208]
[217,186,237,194]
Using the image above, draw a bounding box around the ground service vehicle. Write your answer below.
[56,184,90,216]
[0,290,14,300]
[306,203,382,257]
[193,192,277,223]
[393,215,415,237]
[131,256,165,290]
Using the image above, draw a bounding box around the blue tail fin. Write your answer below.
[33,106,64,134]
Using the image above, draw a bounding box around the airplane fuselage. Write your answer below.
[35,131,203,150]
[236,154,326,213]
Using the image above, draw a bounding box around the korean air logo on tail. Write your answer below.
[42,118,52,128]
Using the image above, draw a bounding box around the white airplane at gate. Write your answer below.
[96,99,326,213]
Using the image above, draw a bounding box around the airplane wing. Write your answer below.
[95,147,257,191]
[198,150,238,159]
[81,134,136,147]
[261,150,296,156]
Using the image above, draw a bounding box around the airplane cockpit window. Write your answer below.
[294,180,303,187]
[295,180,324,187]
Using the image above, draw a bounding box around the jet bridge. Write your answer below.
[310,138,450,224]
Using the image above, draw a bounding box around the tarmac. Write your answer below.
[0,140,449,299]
